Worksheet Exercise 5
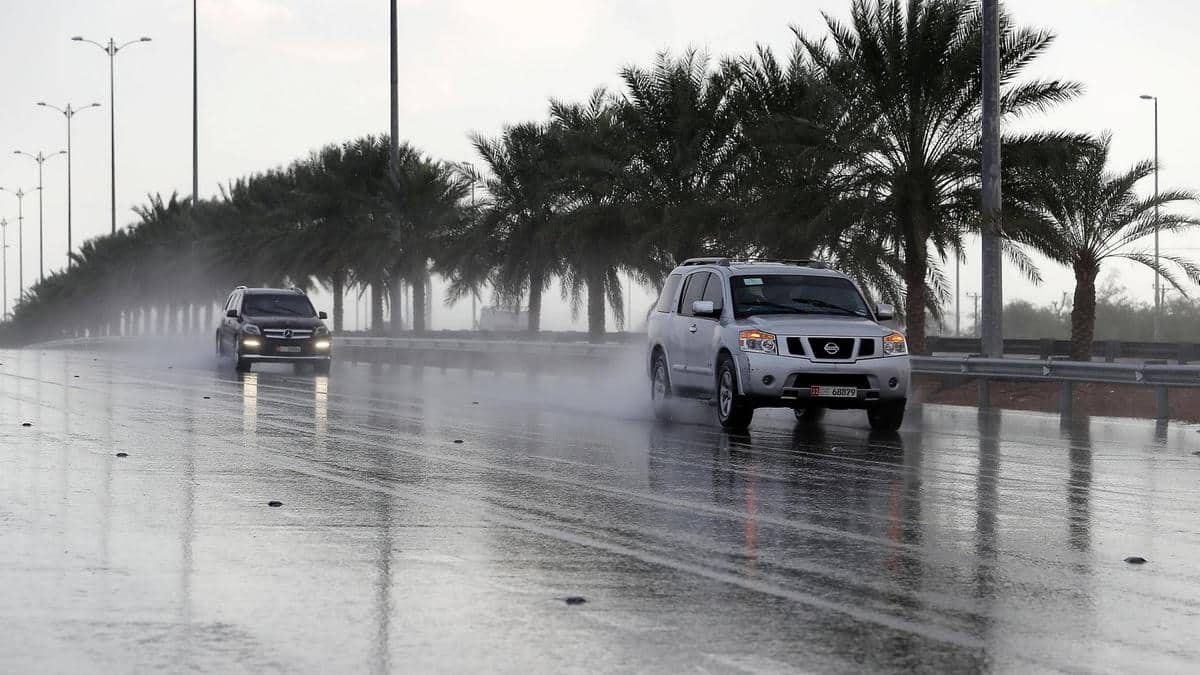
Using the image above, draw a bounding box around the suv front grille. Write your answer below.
[263,328,313,340]
[806,337,855,360]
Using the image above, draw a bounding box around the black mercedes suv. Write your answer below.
[216,287,333,373]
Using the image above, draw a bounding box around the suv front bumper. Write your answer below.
[738,352,910,407]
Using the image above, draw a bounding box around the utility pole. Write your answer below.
[72,35,152,234]
[967,292,982,338]
[980,0,1003,356]
[1139,94,1160,340]
[0,187,34,299]
[38,101,101,268]
[193,0,199,205]
[14,150,66,282]
[955,244,962,336]
[1,219,8,319]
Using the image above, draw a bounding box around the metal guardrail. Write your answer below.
[925,336,1200,364]
[22,335,1197,419]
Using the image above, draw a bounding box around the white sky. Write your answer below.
[0,0,1196,331]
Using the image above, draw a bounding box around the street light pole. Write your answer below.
[0,187,36,301]
[38,101,101,269]
[1,219,8,319]
[193,0,199,205]
[1139,94,1160,341]
[72,35,152,234]
[14,150,67,283]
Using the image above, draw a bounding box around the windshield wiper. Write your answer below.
[791,298,866,316]
[739,300,812,314]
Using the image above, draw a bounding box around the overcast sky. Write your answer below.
[1,0,1195,330]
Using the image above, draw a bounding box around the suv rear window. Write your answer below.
[242,293,316,317]
[730,275,870,319]
[654,274,683,313]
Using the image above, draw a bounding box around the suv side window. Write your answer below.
[655,274,683,313]
[224,292,237,312]
[678,272,710,317]
[700,274,725,314]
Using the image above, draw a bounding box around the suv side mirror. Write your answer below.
[226,309,239,318]
[318,311,328,320]
[875,303,895,321]
[692,300,718,317]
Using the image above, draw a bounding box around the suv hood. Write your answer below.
[740,314,895,337]
[243,315,324,330]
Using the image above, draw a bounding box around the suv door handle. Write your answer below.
[689,323,698,333]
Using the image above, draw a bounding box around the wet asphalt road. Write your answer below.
[2,345,1200,674]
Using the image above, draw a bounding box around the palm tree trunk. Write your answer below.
[1069,263,1098,361]
[411,272,427,333]
[527,270,543,333]
[371,278,385,337]
[902,251,927,355]
[586,269,605,343]
[390,273,406,336]
[331,271,345,333]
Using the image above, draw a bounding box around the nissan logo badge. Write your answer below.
[823,341,840,355]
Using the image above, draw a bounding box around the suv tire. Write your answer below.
[314,361,331,375]
[716,354,754,430]
[794,406,826,424]
[867,400,905,432]
[235,356,252,373]
[650,354,672,421]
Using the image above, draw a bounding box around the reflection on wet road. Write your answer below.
[2,348,1200,672]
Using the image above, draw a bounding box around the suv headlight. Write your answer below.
[241,323,262,336]
[883,332,908,356]
[314,324,331,337]
[739,329,777,355]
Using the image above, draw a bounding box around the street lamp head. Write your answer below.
[1140,94,1155,100]
[71,36,83,41]
[140,37,152,42]
[36,101,47,107]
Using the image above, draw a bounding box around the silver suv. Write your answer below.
[646,258,910,431]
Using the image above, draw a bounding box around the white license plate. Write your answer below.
[811,386,857,398]
[276,346,302,353]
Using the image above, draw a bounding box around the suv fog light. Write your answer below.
[314,339,331,350]
[242,338,261,348]
[888,377,898,388]
[762,375,774,385]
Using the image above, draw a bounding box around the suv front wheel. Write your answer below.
[867,400,905,432]
[716,354,754,429]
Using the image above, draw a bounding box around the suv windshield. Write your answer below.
[730,275,870,319]
[243,293,316,317]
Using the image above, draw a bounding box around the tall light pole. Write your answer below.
[38,101,101,268]
[0,187,36,300]
[1,219,9,319]
[72,35,152,234]
[193,0,199,205]
[14,150,67,283]
[1139,94,1160,341]
[980,0,1003,357]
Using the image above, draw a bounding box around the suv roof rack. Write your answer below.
[730,258,829,270]
[680,257,731,267]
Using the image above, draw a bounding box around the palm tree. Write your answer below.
[1010,134,1200,360]
[383,148,473,332]
[618,50,740,269]
[798,0,1081,353]
[551,90,655,339]
[471,122,564,331]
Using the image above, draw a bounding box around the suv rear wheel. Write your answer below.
[716,355,754,429]
[867,400,905,432]
[650,354,672,421]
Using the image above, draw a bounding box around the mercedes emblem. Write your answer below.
[283,329,294,339]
